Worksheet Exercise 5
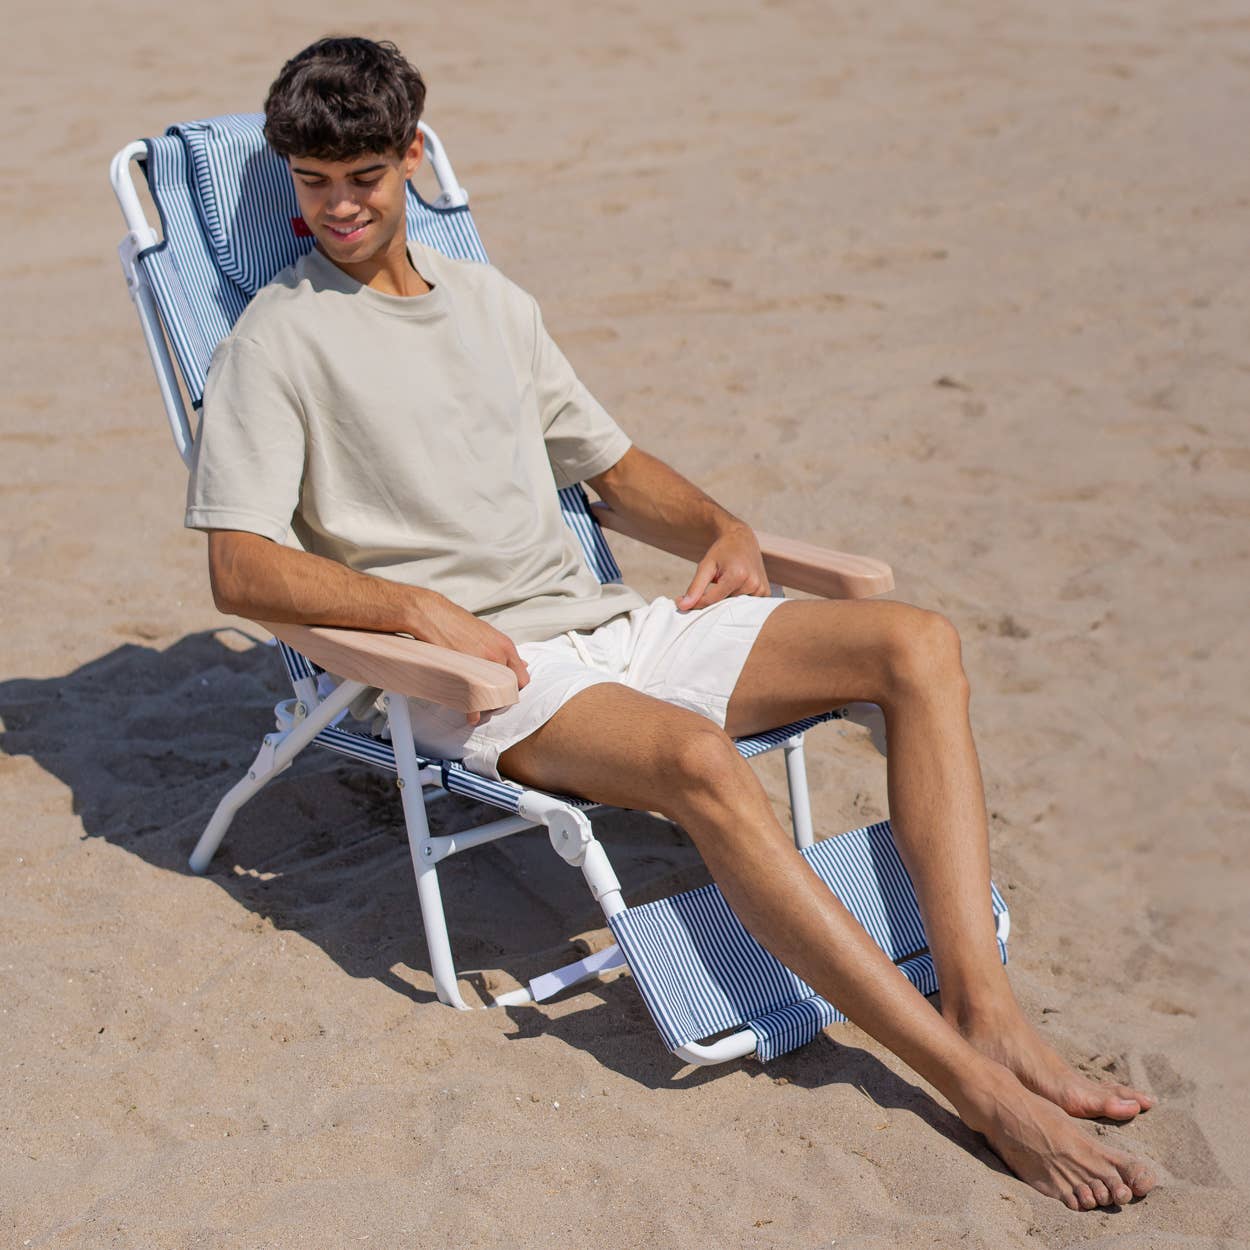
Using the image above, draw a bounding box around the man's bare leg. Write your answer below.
[498,681,1156,1210]
[723,598,1154,1122]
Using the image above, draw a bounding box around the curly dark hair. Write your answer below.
[263,37,426,161]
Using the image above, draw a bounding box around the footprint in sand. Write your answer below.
[1141,1052,1233,1187]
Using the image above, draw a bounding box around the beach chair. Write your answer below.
[109,114,1010,1066]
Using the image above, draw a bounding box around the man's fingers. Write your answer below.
[505,649,531,690]
[721,567,757,597]
[679,556,718,611]
[468,646,525,721]
[698,565,761,608]
[689,577,734,611]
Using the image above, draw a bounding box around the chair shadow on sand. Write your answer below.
[0,628,990,1148]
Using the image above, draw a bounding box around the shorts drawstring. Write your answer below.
[565,629,599,670]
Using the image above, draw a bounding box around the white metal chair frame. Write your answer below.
[109,124,911,1067]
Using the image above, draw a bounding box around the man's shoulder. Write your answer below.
[413,241,533,315]
[226,252,320,342]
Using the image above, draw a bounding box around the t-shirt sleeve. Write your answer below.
[184,335,306,543]
[528,295,631,489]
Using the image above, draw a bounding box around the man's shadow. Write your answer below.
[0,629,984,1146]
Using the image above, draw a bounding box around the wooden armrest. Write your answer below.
[754,532,894,599]
[588,504,894,600]
[256,620,519,713]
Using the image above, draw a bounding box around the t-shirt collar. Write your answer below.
[302,241,448,320]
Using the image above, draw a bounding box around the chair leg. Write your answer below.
[190,770,265,874]
[384,692,471,1011]
[189,678,370,873]
[412,857,471,1011]
[783,735,815,850]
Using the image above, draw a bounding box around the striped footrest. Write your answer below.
[609,820,1009,1063]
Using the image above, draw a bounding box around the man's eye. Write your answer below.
[354,177,382,187]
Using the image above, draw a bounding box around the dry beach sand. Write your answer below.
[2,1,1249,1246]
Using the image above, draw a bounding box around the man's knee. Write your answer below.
[660,720,746,808]
[880,606,968,703]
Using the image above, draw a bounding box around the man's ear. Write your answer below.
[402,131,425,181]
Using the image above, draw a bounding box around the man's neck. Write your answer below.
[320,236,432,298]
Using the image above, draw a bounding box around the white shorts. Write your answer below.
[405,594,785,781]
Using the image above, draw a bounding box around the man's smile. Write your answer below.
[325,221,369,241]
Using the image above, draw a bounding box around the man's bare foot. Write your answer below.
[947,1002,1155,1121]
[957,1062,1158,1210]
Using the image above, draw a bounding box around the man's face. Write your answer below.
[288,134,423,269]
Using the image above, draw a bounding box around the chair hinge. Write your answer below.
[247,732,291,783]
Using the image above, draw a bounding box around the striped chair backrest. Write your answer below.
[136,113,621,586]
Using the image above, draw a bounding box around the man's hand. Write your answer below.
[677,522,770,612]
[410,593,531,724]
[588,448,771,613]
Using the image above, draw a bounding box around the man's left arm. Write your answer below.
[587,446,769,611]
[522,285,767,610]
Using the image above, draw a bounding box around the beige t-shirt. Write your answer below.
[186,241,645,644]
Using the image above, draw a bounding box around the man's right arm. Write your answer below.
[193,341,529,695]
[207,530,530,690]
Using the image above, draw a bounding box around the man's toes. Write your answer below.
[1088,1178,1112,1207]
[1116,1084,1154,1111]
[1103,1093,1142,1119]
[1111,1180,1134,1206]
[1062,1191,1081,1212]
[1069,1083,1139,1120]
[1074,1183,1098,1210]
[1118,1159,1157,1200]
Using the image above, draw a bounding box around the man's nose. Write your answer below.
[325,187,361,218]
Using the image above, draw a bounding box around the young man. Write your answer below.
[188,37,1156,1210]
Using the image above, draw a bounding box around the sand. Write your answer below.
[2,1,1248,1246]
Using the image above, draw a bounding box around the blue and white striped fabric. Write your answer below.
[138,133,234,406]
[277,639,318,685]
[609,819,1010,1062]
[747,950,946,1059]
[558,485,622,584]
[733,708,845,757]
